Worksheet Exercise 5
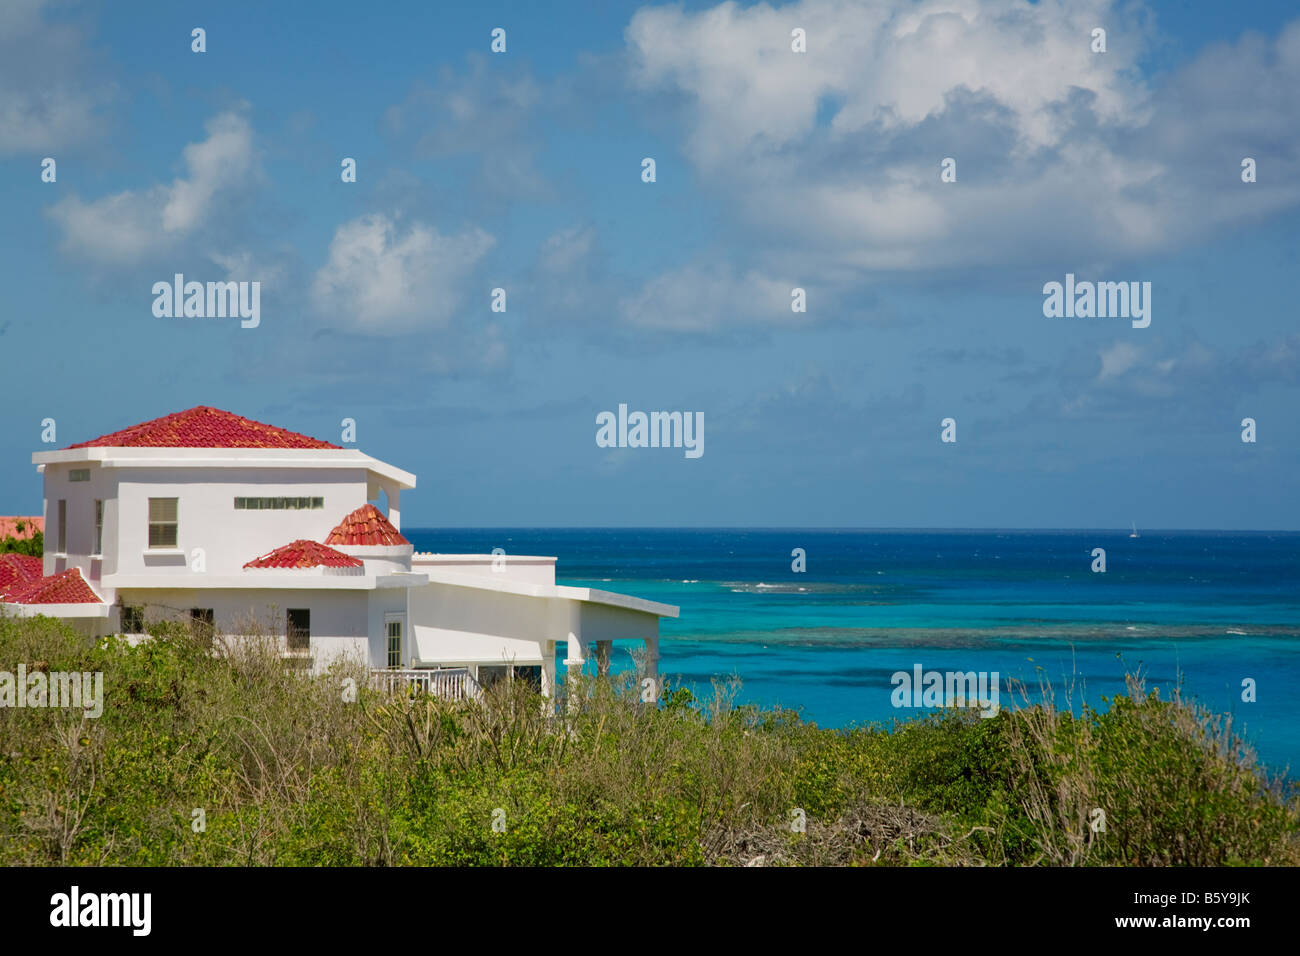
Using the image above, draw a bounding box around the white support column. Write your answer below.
[541,640,556,698]
[561,603,585,675]
[387,486,401,532]
[644,635,660,702]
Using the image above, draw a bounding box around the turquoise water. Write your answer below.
[406,529,1300,775]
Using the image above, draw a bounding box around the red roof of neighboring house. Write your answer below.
[0,516,43,540]
[0,554,45,598]
[3,567,102,605]
[324,503,409,546]
[244,539,364,570]
[67,406,340,450]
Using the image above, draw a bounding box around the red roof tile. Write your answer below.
[244,539,364,570]
[68,406,340,450]
[324,504,409,546]
[0,554,45,598]
[4,568,102,605]
[0,516,43,540]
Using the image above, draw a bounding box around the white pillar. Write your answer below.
[541,641,556,698]
[387,486,401,532]
[644,635,660,703]
[561,603,585,675]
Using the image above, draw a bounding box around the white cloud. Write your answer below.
[1098,340,1141,380]
[46,111,257,265]
[539,226,596,273]
[618,262,801,331]
[0,0,115,155]
[311,213,495,332]
[625,2,1300,273]
[383,57,547,198]
[629,0,1142,166]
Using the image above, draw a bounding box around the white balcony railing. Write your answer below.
[369,667,482,702]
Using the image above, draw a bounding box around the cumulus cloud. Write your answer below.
[311,213,495,331]
[46,111,257,265]
[625,1,1300,274]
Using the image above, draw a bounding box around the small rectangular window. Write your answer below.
[93,500,104,555]
[69,468,90,482]
[148,498,178,549]
[57,499,67,553]
[233,496,324,510]
[287,609,311,651]
[386,620,403,668]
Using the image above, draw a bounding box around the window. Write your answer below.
[513,665,543,691]
[57,500,67,553]
[233,497,324,510]
[287,609,311,652]
[189,608,214,646]
[386,620,403,668]
[93,500,104,555]
[120,605,144,634]
[148,498,178,548]
[69,468,90,482]
[478,665,541,691]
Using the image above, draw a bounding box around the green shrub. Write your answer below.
[0,614,1294,866]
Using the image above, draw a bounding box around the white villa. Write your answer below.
[0,406,677,698]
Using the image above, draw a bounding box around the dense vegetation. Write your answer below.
[0,522,42,557]
[0,613,1295,866]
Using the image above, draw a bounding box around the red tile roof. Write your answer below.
[0,516,43,540]
[3,567,102,605]
[244,539,364,570]
[68,406,340,450]
[0,554,45,598]
[324,504,409,546]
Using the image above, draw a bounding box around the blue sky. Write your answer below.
[2,0,1299,528]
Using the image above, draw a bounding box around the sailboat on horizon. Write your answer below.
[1129,521,1140,539]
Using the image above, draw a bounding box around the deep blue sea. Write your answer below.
[405,529,1300,776]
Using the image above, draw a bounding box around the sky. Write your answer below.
[1,0,1299,529]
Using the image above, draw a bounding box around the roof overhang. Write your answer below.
[419,567,679,618]
[32,446,416,490]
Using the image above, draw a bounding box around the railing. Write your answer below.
[369,667,483,701]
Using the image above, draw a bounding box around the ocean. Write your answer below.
[404,528,1300,776]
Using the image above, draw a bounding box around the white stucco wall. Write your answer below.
[406,583,553,666]
[114,586,373,669]
[41,461,381,594]
[410,554,556,586]
[109,465,371,576]
[40,461,119,581]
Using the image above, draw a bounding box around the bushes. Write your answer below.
[0,525,42,557]
[0,613,1295,866]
